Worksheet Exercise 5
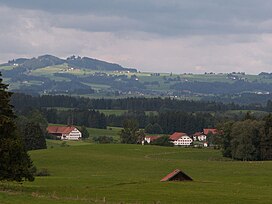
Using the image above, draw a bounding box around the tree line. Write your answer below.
[12,93,271,135]
[41,108,107,129]
[40,108,214,134]
[217,114,272,161]
[12,93,260,112]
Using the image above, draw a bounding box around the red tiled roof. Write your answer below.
[47,126,77,134]
[169,132,187,141]
[193,132,203,136]
[203,128,218,135]
[160,169,193,182]
[145,136,161,142]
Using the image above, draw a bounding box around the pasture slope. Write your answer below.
[0,142,272,204]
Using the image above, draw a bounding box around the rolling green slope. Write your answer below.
[1,55,272,103]
[0,144,271,203]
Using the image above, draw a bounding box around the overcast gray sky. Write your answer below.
[1,0,272,74]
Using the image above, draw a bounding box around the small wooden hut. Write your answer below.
[160,169,193,182]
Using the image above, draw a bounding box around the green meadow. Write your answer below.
[98,109,128,116]
[88,127,122,142]
[0,143,271,204]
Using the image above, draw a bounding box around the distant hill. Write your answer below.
[66,55,136,72]
[2,54,137,72]
[1,55,272,105]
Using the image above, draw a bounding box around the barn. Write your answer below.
[160,169,193,182]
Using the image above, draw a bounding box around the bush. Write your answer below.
[151,136,173,147]
[93,136,114,144]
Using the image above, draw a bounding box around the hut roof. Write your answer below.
[160,169,193,182]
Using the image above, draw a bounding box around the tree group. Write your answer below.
[0,73,34,182]
[220,115,272,161]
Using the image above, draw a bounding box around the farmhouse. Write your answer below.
[47,126,82,140]
[169,132,193,146]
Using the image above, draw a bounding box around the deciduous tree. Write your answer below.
[120,119,139,144]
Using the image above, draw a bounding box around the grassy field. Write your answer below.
[0,143,271,204]
[98,109,158,116]
[0,65,15,70]
[98,109,128,116]
[88,127,122,141]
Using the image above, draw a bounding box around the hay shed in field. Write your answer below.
[160,169,193,182]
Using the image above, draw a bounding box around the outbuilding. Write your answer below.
[160,169,193,182]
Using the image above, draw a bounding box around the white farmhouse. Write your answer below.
[47,126,82,140]
[169,132,193,146]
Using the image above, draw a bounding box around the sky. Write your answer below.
[1,0,272,74]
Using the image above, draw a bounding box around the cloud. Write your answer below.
[1,1,272,74]
[1,0,272,36]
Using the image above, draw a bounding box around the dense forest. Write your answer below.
[12,93,269,113]
[11,93,271,135]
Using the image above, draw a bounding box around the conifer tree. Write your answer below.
[22,122,47,151]
[0,73,34,182]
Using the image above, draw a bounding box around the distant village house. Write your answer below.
[169,132,193,146]
[47,126,82,140]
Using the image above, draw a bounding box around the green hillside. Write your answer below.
[1,55,272,104]
[0,143,271,203]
